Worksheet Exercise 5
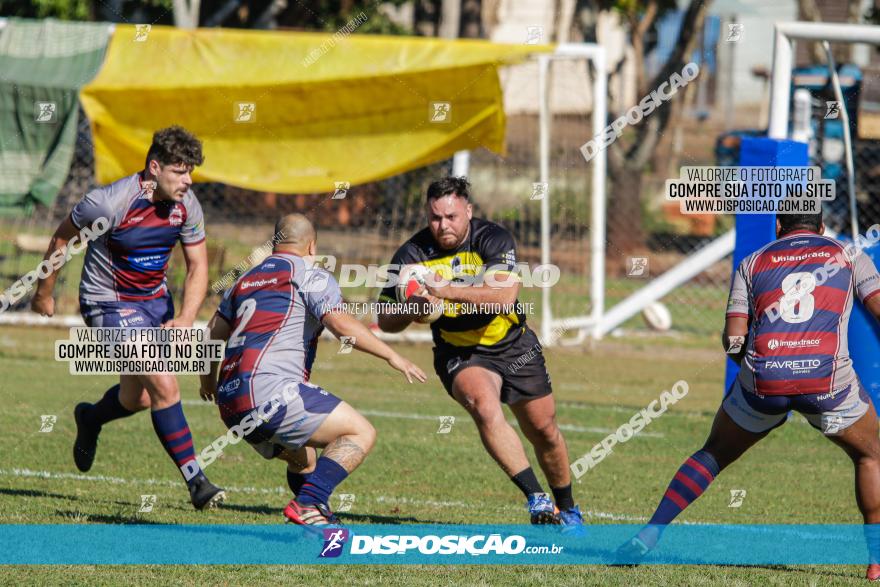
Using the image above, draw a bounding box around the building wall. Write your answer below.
[710,0,798,107]
[486,0,634,116]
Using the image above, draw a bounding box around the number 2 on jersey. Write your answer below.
[227,298,257,348]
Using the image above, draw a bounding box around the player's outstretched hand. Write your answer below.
[388,353,427,384]
[31,293,54,317]
[199,384,215,402]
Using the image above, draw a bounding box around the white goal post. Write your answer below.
[547,21,880,346]
[768,21,880,243]
[768,22,880,140]
[0,42,610,345]
[536,43,607,346]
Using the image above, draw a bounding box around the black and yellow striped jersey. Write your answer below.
[379,218,525,352]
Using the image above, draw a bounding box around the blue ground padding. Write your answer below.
[842,242,880,406]
[724,137,808,392]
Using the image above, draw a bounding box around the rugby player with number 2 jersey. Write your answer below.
[201,214,426,527]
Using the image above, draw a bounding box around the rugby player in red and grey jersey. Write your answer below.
[200,214,426,527]
[31,127,225,510]
[622,211,880,580]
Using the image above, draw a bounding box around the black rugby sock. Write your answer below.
[88,384,134,427]
[511,467,544,498]
[551,484,575,511]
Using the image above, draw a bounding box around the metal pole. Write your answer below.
[822,41,859,243]
[538,54,552,344]
[768,26,793,139]
[452,151,470,177]
[559,230,736,335]
[589,50,607,340]
[770,21,880,139]
[551,43,607,342]
[724,14,737,130]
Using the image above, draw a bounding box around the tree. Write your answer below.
[1,0,410,32]
[594,0,710,253]
[276,0,411,33]
[797,0,862,64]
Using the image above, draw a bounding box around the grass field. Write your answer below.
[0,325,872,584]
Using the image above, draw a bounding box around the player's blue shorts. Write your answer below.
[722,377,871,436]
[80,294,175,328]
[221,381,342,458]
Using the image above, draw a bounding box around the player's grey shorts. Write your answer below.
[722,378,871,436]
[222,381,342,459]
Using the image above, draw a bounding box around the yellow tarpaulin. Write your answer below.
[80,25,552,193]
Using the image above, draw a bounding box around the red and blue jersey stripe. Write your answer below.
[727,230,880,396]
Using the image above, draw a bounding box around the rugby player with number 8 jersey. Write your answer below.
[621,211,880,581]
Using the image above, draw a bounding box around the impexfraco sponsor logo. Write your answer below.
[766,338,820,350]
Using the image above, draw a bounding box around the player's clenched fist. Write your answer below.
[31,293,54,317]
[422,270,451,299]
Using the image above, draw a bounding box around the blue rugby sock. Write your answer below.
[150,402,201,486]
[87,385,134,428]
[866,524,880,564]
[648,450,720,526]
[287,469,307,495]
[298,457,348,506]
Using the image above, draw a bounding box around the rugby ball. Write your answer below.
[396,264,443,324]
[642,301,672,332]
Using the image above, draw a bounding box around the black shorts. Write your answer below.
[432,326,552,405]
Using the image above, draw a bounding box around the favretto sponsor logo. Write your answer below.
[765,359,821,370]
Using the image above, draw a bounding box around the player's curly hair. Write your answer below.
[145,126,204,168]
[427,176,471,201]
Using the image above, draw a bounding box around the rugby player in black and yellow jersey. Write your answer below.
[377,177,583,526]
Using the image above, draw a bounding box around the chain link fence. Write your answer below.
[0,104,733,338]
[10,50,880,340]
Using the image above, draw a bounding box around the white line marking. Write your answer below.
[359,409,437,421]
[0,467,287,495]
[553,422,663,438]
[0,467,835,537]
[0,467,645,521]
[558,400,705,417]
[180,402,663,438]
[374,495,471,509]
